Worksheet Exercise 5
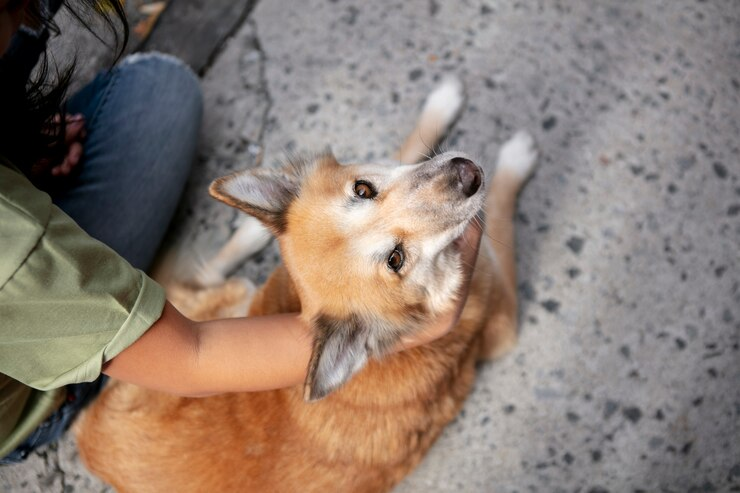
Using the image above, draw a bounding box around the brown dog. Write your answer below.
[75,79,538,492]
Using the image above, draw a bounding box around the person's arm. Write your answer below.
[103,302,312,396]
[104,219,484,397]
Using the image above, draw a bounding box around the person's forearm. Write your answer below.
[103,302,312,396]
[104,300,462,397]
[190,310,313,395]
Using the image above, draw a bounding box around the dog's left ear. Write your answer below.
[209,168,299,234]
[304,313,373,402]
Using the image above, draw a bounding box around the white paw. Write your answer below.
[422,77,465,128]
[496,131,538,180]
[194,216,273,287]
[231,217,273,258]
[193,262,226,288]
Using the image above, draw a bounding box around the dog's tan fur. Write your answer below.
[75,84,534,492]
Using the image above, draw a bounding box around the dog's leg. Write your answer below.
[479,131,538,360]
[394,78,465,164]
[194,216,272,287]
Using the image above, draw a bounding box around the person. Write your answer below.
[0,0,483,465]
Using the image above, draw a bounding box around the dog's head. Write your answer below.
[210,152,484,400]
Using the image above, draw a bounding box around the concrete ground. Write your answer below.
[2,0,739,491]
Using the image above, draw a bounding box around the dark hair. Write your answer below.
[0,0,128,175]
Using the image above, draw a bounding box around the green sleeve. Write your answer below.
[0,162,166,391]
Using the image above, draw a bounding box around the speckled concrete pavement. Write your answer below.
[2,1,739,492]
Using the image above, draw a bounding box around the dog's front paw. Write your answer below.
[497,131,539,181]
[422,77,466,130]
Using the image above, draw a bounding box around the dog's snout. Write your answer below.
[451,157,482,197]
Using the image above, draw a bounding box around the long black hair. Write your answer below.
[0,0,128,173]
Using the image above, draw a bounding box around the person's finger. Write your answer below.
[66,142,83,166]
[398,309,456,349]
[65,113,85,124]
[64,118,86,145]
[52,143,84,176]
[54,160,72,176]
[456,213,484,276]
[462,221,483,255]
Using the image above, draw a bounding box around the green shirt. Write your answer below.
[0,158,166,458]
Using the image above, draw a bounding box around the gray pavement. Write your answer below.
[2,0,739,491]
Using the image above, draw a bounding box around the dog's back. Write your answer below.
[75,80,538,493]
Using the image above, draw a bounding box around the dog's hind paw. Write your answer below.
[193,217,273,288]
[496,131,539,180]
[193,262,227,288]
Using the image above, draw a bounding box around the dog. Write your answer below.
[75,78,538,492]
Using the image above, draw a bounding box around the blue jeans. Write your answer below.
[57,52,202,270]
[0,378,109,465]
[0,52,202,465]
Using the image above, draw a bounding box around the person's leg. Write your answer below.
[0,54,202,465]
[0,377,107,464]
[54,52,203,270]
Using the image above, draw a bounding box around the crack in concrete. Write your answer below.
[223,16,274,242]
[199,10,275,246]
[248,17,274,155]
[57,460,68,493]
[226,15,274,239]
[35,446,67,492]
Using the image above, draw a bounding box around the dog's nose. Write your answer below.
[451,157,482,197]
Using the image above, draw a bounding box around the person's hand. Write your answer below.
[399,213,485,349]
[31,113,86,178]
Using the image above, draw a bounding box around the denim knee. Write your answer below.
[117,52,203,136]
[55,52,204,270]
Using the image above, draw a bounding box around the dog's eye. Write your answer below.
[354,181,376,199]
[387,246,405,272]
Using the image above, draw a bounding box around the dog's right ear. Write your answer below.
[209,169,299,234]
